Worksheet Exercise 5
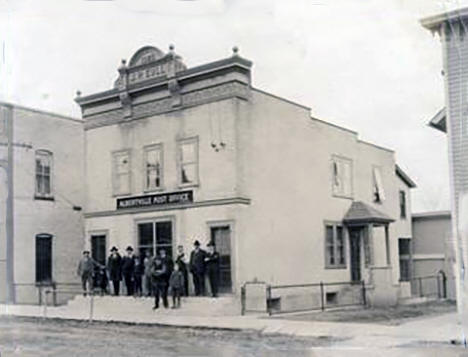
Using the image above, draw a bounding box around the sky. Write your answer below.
[0,0,466,213]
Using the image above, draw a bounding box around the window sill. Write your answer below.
[112,192,132,198]
[332,193,353,200]
[34,195,55,201]
[178,183,199,189]
[325,265,347,270]
[143,187,166,194]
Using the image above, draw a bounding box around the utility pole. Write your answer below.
[1,104,15,304]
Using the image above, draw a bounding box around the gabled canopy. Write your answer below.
[343,201,395,225]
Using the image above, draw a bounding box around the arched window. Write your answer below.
[35,150,53,199]
[36,234,52,283]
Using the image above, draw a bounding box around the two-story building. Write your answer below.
[75,45,415,306]
[0,103,84,304]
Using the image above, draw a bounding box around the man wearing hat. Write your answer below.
[205,241,220,298]
[107,246,122,296]
[189,240,206,296]
[77,250,101,296]
[122,246,136,296]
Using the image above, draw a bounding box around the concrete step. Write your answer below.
[62,295,241,317]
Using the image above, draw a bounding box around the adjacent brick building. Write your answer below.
[0,103,84,304]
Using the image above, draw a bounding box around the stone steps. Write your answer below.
[61,295,241,317]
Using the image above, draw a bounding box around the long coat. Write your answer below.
[150,259,168,287]
[107,253,122,281]
[189,249,206,275]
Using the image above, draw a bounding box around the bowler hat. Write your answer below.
[207,241,215,247]
[83,250,90,255]
[193,240,200,247]
[110,246,118,252]
[126,246,134,252]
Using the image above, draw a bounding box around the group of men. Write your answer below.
[77,239,221,309]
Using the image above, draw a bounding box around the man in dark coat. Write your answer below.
[133,253,144,297]
[205,242,220,298]
[159,249,173,284]
[122,246,135,296]
[77,250,101,296]
[151,256,169,309]
[107,246,122,296]
[175,245,189,296]
[189,240,206,296]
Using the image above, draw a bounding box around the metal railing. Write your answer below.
[42,287,97,322]
[407,271,447,300]
[241,280,367,316]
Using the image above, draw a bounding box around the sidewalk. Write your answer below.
[0,302,462,348]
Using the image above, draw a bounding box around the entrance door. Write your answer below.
[91,234,106,265]
[349,228,362,282]
[210,226,232,293]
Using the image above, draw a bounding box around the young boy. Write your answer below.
[169,262,185,309]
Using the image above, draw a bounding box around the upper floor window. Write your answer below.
[144,144,163,191]
[372,166,385,203]
[399,190,407,219]
[325,223,346,268]
[112,150,131,196]
[35,150,53,199]
[332,156,352,198]
[178,137,199,186]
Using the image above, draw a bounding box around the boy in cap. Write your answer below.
[169,262,185,308]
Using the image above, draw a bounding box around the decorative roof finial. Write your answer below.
[119,59,127,70]
[76,90,81,97]
[232,46,239,56]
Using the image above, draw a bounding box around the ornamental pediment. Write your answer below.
[113,45,187,88]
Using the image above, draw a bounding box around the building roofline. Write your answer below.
[395,164,417,188]
[358,139,395,154]
[251,87,311,111]
[0,101,82,123]
[412,210,451,219]
[76,55,253,106]
[421,7,468,31]
[310,116,358,136]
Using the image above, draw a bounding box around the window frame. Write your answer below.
[34,150,54,200]
[324,221,347,269]
[372,166,385,203]
[331,155,353,199]
[399,190,407,219]
[135,216,175,259]
[112,149,132,197]
[143,143,164,192]
[398,237,412,282]
[177,137,199,188]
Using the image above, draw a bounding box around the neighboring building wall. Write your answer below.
[412,211,455,299]
[1,104,85,304]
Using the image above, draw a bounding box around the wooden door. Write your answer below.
[210,226,232,293]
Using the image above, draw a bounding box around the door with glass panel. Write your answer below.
[210,226,232,293]
[137,220,173,259]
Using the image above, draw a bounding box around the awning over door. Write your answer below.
[343,201,395,225]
